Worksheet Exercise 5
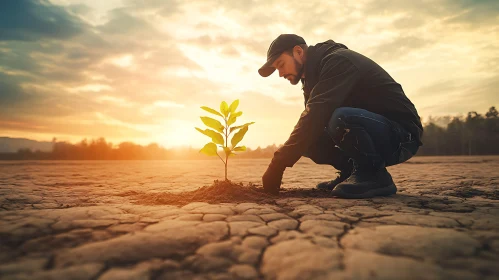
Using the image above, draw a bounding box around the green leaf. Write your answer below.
[199,142,218,156]
[230,122,255,133]
[195,127,224,145]
[231,126,248,148]
[223,147,234,157]
[228,99,239,114]
[201,106,223,118]
[233,146,246,152]
[220,101,229,117]
[200,117,224,133]
[227,114,237,127]
[228,112,242,127]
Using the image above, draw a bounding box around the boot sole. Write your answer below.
[331,183,397,199]
[316,185,334,191]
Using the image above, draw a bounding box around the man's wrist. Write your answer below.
[269,160,286,172]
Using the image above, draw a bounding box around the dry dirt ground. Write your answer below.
[0,156,498,279]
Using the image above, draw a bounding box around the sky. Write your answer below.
[0,0,498,149]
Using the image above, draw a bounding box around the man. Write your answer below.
[259,34,423,198]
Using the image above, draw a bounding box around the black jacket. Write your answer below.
[271,40,423,168]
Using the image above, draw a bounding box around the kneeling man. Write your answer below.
[259,34,423,198]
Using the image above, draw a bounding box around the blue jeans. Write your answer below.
[304,107,419,170]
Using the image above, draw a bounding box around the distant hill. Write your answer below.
[0,137,53,153]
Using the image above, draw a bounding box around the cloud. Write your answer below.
[0,46,41,73]
[364,0,499,26]
[67,3,93,16]
[463,75,499,109]
[0,73,96,119]
[0,0,85,41]
[0,0,497,147]
[367,36,432,63]
[444,0,499,27]
[98,9,156,35]
[414,79,463,99]
[0,73,27,105]
[0,0,204,126]
[126,0,180,19]
[475,47,499,73]
[415,75,499,116]
[153,101,185,108]
[392,16,425,30]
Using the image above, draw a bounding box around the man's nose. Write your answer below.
[278,70,284,77]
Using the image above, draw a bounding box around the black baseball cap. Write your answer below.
[258,34,306,77]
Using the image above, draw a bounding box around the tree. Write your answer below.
[486,106,498,119]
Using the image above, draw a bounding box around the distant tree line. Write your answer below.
[0,138,283,160]
[0,106,497,160]
[418,106,499,155]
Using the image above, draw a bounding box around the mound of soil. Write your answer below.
[123,180,333,206]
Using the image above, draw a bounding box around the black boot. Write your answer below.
[331,163,397,199]
[316,167,352,191]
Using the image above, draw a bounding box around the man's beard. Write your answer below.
[290,58,304,85]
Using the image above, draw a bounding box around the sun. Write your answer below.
[156,120,206,149]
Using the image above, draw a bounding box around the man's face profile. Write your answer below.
[271,50,304,85]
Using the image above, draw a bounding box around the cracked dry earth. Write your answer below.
[1,156,498,280]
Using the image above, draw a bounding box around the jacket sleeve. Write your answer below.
[270,53,361,168]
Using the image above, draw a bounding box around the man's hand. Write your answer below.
[262,162,286,195]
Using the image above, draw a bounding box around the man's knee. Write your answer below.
[328,107,369,128]
[327,107,357,143]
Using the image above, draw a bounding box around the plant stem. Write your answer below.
[224,115,229,181]
[217,153,225,165]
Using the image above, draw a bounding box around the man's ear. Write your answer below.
[293,45,303,56]
[293,45,304,62]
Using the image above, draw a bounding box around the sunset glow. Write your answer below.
[1,0,497,149]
